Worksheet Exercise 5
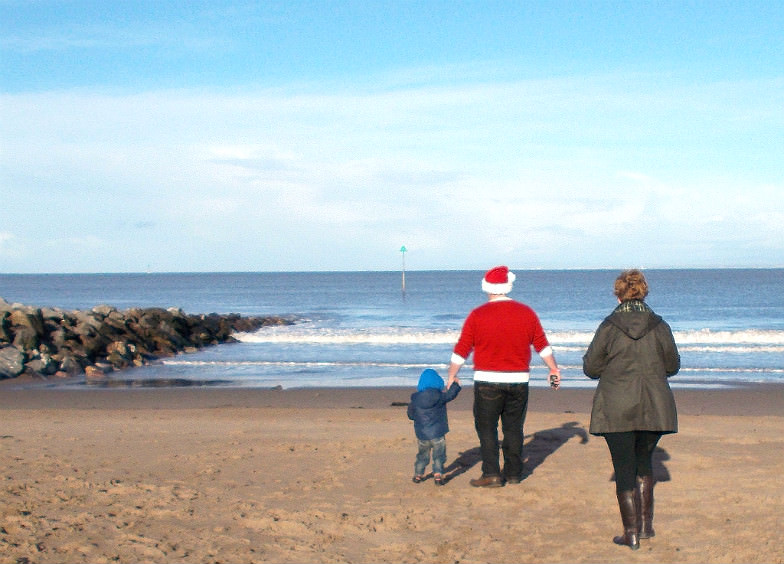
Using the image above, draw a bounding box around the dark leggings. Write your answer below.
[604,431,663,492]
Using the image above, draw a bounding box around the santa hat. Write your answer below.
[481,265,516,295]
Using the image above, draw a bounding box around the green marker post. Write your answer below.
[400,245,407,293]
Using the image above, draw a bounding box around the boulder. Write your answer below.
[84,364,108,381]
[0,345,25,378]
[25,353,58,376]
[0,299,293,380]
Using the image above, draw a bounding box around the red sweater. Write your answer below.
[453,299,551,374]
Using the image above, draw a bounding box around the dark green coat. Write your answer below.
[583,301,680,435]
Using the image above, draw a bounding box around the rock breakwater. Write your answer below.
[0,298,292,381]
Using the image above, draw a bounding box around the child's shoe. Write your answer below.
[412,475,424,483]
[434,474,445,486]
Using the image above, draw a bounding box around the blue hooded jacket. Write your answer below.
[407,369,461,440]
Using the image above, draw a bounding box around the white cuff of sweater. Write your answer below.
[450,353,466,366]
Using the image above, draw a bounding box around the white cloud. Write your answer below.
[1,72,782,271]
[0,232,16,255]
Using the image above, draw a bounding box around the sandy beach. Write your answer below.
[1,383,782,564]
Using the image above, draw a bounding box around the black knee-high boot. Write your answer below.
[613,490,640,550]
[638,475,655,538]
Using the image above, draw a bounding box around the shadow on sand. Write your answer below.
[521,421,590,480]
[435,421,590,485]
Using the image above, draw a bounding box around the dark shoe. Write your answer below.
[638,475,656,538]
[469,475,504,488]
[613,490,640,550]
[412,475,424,484]
[505,475,522,485]
[613,532,640,550]
[434,474,445,486]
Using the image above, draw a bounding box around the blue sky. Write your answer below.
[1,1,782,273]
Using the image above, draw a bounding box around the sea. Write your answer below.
[1,269,782,390]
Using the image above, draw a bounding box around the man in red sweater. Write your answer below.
[447,266,561,487]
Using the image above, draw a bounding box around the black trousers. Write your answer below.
[603,431,663,492]
[473,382,529,479]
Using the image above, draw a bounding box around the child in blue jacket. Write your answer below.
[407,368,461,485]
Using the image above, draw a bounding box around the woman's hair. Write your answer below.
[614,269,649,301]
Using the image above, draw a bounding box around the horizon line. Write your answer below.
[3,266,783,276]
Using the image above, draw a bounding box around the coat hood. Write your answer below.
[607,300,663,340]
[417,368,444,391]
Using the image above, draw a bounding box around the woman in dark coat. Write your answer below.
[583,269,680,550]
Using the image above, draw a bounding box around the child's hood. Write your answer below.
[417,368,444,391]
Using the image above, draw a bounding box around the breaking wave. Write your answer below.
[235,327,784,351]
